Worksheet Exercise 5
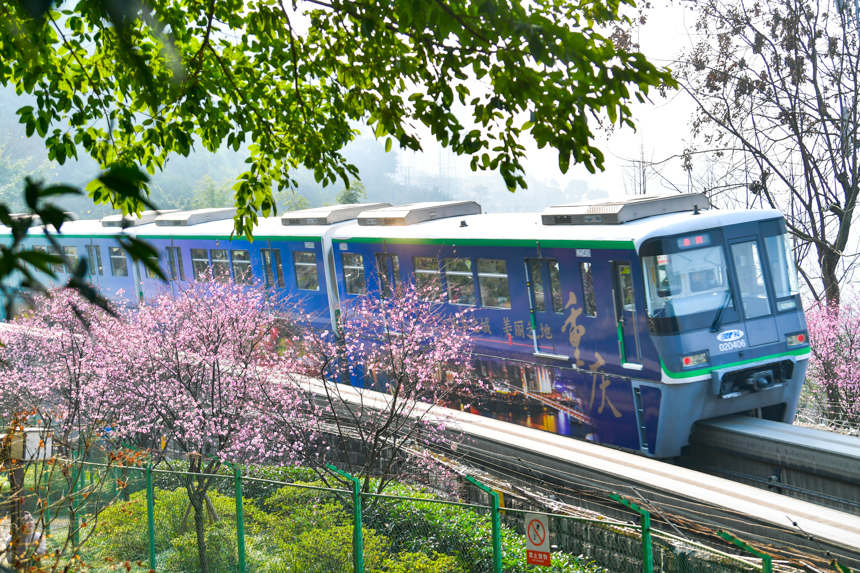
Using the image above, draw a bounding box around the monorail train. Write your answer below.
[1,193,810,458]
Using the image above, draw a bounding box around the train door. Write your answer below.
[612,260,642,367]
[375,253,400,298]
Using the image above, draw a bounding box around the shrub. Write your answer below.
[384,551,466,573]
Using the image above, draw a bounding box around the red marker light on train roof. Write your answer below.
[683,238,691,247]
[695,235,704,244]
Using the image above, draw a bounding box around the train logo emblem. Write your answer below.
[716,329,744,343]
[716,329,746,351]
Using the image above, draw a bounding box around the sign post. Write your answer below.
[525,512,551,567]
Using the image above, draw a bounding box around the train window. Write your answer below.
[580,262,597,317]
[110,247,129,277]
[211,249,231,282]
[342,253,367,295]
[375,253,400,298]
[730,241,771,319]
[86,245,104,276]
[643,246,732,320]
[527,259,546,311]
[549,260,562,312]
[144,257,160,279]
[443,257,476,305]
[261,249,285,288]
[527,259,563,313]
[764,234,800,311]
[63,246,79,274]
[231,250,253,284]
[294,251,319,290]
[413,256,442,299]
[616,264,635,311]
[477,258,510,309]
[190,248,209,281]
[166,247,185,281]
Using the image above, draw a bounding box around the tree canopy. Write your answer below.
[679,0,860,305]
[1,0,674,239]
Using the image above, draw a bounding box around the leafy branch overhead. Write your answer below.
[0,167,164,317]
[1,0,674,238]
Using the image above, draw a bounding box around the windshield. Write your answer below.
[642,245,733,319]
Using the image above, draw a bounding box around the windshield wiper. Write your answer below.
[710,290,733,332]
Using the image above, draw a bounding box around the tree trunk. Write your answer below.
[188,490,210,573]
[820,249,841,309]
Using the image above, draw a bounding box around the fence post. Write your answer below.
[465,475,503,573]
[717,531,773,573]
[326,464,364,573]
[233,465,247,573]
[146,463,156,571]
[610,493,654,573]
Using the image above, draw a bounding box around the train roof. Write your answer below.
[4,203,784,252]
[331,207,784,251]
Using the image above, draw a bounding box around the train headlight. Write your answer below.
[681,351,709,368]
[786,332,807,346]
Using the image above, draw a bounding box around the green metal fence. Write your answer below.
[1,457,852,573]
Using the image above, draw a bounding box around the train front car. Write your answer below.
[633,201,809,458]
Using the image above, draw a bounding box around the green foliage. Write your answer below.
[161,522,240,573]
[383,551,466,573]
[85,477,602,572]
[337,180,368,204]
[1,0,673,239]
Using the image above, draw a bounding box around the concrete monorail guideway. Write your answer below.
[300,377,860,568]
[683,416,860,515]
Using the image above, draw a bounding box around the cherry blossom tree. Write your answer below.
[274,284,480,495]
[0,289,129,571]
[804,300,860,431]
[95,280,309,573]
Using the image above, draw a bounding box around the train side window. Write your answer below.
[294,251,319,290]
[231,250,253,284]
[477,258,510,309]
[144,256,160,279]
[527,259,563,313]
[413,256,442,299]
[580,262,597,317]
[190,248,210,281]
[527,259,546,311]
[261,249,285,288]
[210,249,230,282]
[110,247,129,277]
[375,253,400,298]
[342,253,367,295]
[86,245,104,276]
[63,246,79,273]
[549,260,563,312]
[166,247,185,281]
[443,257,476,305]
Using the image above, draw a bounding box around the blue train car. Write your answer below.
[0,195,809,458]
[329,196,809,458]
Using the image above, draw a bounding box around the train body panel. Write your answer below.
[0,197,810,458]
